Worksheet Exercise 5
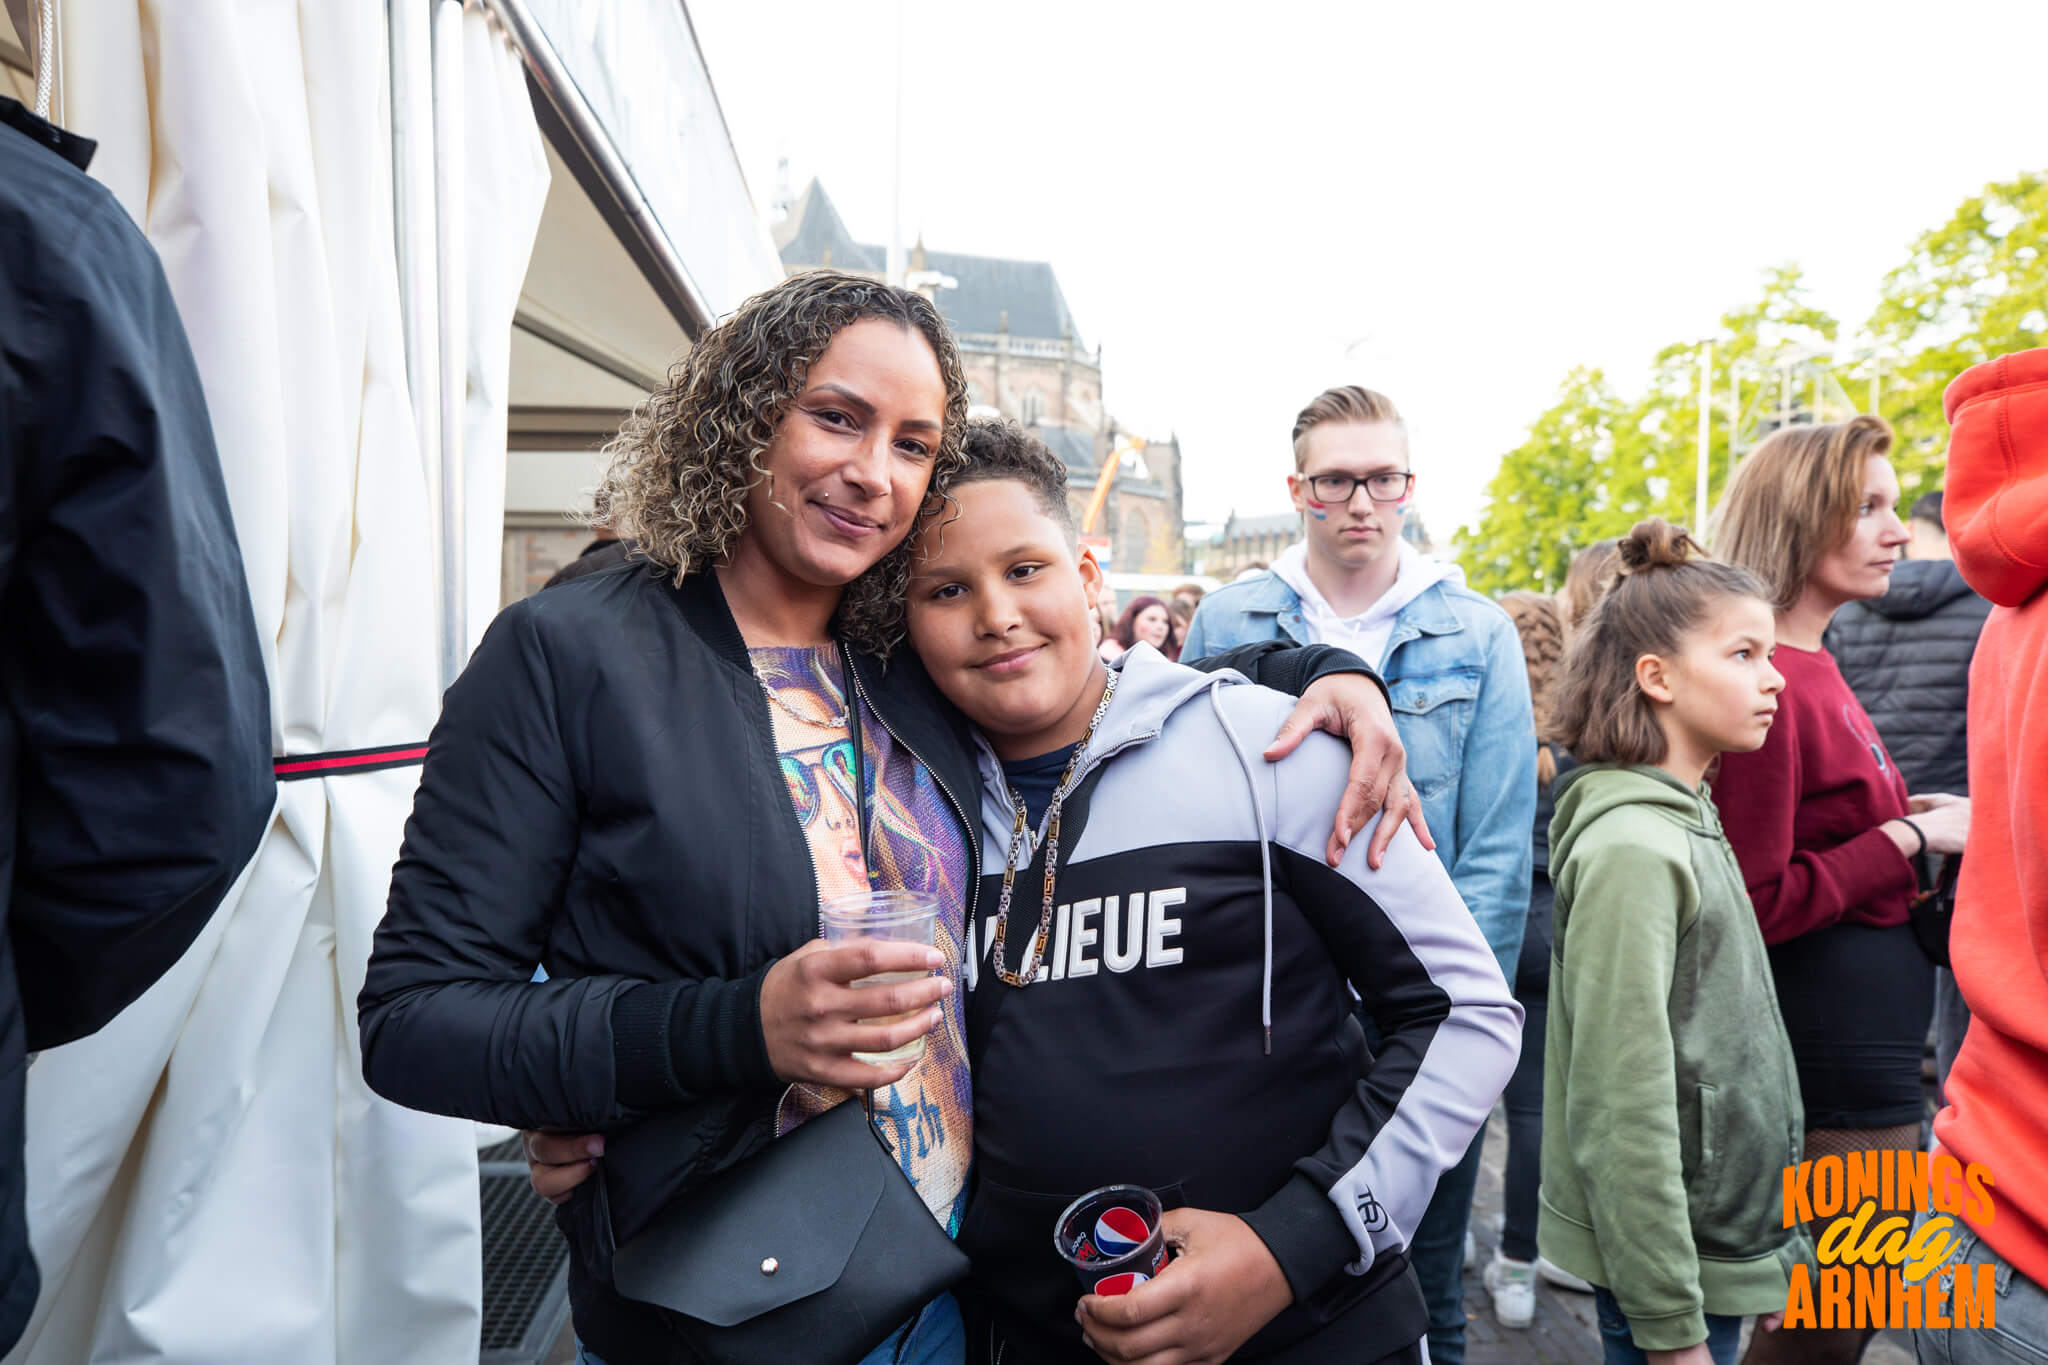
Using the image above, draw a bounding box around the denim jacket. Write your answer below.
[1182,571,1536,982]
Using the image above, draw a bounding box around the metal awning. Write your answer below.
[482,0,784,340]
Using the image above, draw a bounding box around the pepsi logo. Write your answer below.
[1093,1206,1151,1258]
[1093,1271,1150,1296]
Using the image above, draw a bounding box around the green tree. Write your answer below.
[1865,172,2048,506]
[1457,267,1840,593]
[1458,172,2048,595]
[1456,369,1622,596]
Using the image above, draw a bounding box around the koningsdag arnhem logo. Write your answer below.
[1780,1151,1995,1330]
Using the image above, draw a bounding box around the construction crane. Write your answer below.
[1081,434,1145,535]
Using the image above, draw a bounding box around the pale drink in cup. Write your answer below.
[820,890,943,1067]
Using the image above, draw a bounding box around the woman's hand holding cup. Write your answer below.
[759,939,952,1089]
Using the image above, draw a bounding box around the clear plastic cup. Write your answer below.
[820,890,943,1067]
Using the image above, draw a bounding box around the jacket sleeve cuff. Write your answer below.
[609,963,779,1111]
[1238,1171,1359,1302]
[1624,1305,1711,1354]
[1194,640,1390,706]
[1292,644,1391,707]
[610,982,682,1111]
[1840,825,1920,911]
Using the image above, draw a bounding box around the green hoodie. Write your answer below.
[1538,764,1810,1351]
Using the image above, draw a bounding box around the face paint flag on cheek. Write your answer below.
[1304,499,1329,521]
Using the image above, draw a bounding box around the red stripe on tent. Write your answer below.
[273,745,429,778]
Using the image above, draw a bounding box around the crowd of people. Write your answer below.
[7,215,2047,1365]
[376,271,2046,1365]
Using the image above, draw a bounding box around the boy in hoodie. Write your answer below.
[1179,385,1535,1363]
[907,419,1521,1363]
[1916,348,2048,1363]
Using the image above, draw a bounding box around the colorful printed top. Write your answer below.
[752,645,973,1235]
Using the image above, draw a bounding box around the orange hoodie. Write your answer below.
[1933,347,2048,1288]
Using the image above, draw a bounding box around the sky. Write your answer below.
[687,0,2048,546]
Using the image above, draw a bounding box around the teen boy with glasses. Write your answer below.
[1181,385,1536,1365]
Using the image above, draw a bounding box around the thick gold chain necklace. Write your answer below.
[990,671,1119,988]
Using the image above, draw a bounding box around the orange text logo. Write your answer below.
[1781,1151,1995,1331]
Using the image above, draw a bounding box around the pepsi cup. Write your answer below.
[1053,1185,1167,1296]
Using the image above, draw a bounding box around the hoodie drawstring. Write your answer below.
[1208,681,1275,1055]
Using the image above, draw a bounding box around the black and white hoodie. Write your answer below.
[959,645,1523,1363]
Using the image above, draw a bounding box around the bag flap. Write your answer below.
[612,1100,887,1326]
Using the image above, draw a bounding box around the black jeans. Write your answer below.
[1501,993,1545,1263]
[1501,875,1552,1264]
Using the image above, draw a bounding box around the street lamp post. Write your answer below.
[1696,341,1713,531]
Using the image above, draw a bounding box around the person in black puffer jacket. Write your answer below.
[1823,490,1989,1095]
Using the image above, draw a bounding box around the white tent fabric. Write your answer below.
[457,10,551,656]
[9,5,547,1362]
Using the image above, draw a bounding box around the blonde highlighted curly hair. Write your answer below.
[591,270,970,657]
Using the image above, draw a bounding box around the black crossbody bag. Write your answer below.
[607,687,967,1363]
[609,1097,967,1364]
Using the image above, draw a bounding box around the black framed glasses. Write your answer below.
[1303,471,1415,504]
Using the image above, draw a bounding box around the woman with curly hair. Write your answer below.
[358,273,1413,1365]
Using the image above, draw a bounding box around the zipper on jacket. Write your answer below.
[843,647,983,929]
[747,663,827,939]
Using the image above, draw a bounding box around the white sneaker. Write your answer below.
[1537,1255,1593,1293]
[1484,1254,1536,1329]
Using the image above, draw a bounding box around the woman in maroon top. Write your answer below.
[1711,415,1971,1365]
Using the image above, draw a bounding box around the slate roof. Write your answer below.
[774,180,882,273]
[917,249,1081,344]
[776,181,1084,346]
[1034,424,1100,476]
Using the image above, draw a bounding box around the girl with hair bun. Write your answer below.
[1711,417,1969,1365]
[1539,519,1806,1365]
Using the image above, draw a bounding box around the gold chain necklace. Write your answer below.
[990,671,1120,988]
[750,655,848,730]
